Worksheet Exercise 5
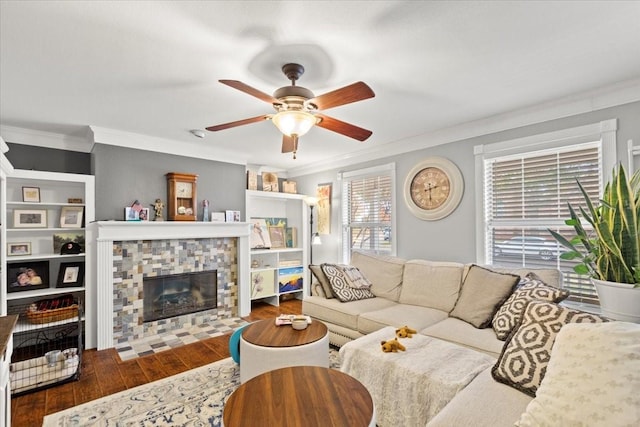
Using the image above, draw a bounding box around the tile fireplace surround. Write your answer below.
[87,222,250,350]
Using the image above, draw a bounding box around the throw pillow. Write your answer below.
[321,263,376,302]
[492,273,570,340]
[492,300,608,397]
[516,322,640,426]
[449,265,520,328]
[309,264,334,299]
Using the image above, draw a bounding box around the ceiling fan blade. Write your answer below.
[206,115,269,132]
[315,113,373,141]
[219,80,281,105]
[281,135,296,153]
[308,82,375,111]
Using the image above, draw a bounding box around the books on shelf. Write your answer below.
[278,259,302,268]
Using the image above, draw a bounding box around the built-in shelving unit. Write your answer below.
[246,190,309,308]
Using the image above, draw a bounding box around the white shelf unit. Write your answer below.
[1,170,94,379]
[246,190,309,308]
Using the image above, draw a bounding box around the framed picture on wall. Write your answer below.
[316,183,332,235]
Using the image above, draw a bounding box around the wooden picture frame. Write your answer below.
[56,262,85,288]
[268,226,286,248]
[7,260,49,293]
[13,209,47,228]
[282,180,297,194]
[7,242,31,256]
[60,206,84,228]
[22,186,41,202]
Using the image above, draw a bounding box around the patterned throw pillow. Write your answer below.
[309,264,334,299]
[492,300,608,396]
[321,264,375,302]
[492,273,570,340]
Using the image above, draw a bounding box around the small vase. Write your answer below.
[591,278,640,323]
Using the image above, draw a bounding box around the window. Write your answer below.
[476,120,617,305]
[341,163,396,262]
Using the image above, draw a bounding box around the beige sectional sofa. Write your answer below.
[302,251,637,426]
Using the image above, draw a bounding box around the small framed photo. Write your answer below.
[56,262,85,288]
[7,261,49,293]
[60,206,84,228]
[22,187,41,202]
[268,226,286,248]
[14,209,47,228]
[139,208,150,221]
[125,207,139,221]
[211,212,226,222]
[225,210,241,222]
[282,180,297,194]
[7,242,31,256]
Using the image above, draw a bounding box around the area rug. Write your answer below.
[43,349,341,426]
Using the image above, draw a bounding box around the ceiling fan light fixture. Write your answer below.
[271,110,316,137]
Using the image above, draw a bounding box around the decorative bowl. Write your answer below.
[291,318,308,330]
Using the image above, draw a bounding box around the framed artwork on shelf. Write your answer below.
[7,260,49,293]
[13,209,47,228]
[125,206,139,221]
[56,262,85,288]
[283,180,297,194]
[53,232,84,254]
[22,186,41,202]
[250,218,272,249]
[285,227,297,248]
[7,242,31,256]
[211,212,226,222]
[262,172,279,192]
[278,266,304,293]
[247,170,258,190]
[60,206,84,228]
[139,208,150,221]
[268,226,286,248]
[226,210,241,222]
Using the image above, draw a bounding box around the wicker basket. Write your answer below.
[25,304,79,324]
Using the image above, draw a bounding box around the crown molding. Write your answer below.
[287,78,640,177]
[0,125,93,153]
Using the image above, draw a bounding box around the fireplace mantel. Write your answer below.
[86,221,251,350]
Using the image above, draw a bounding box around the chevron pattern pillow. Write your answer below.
[492,300,607,396]
[492,273,569,340]
[321,264,375,302]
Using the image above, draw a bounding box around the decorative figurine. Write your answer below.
[203,200,210,222]
[154,198,165,221]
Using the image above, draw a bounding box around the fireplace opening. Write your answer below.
[143,271,217,323]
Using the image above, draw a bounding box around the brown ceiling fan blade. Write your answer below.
[315,113,372,141]
[206,115,269,131]
[281,135,296,153]
[219,80,281,105]
[308,82,375,111]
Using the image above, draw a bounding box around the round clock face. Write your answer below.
[404,157,464,221]
[410,167,451,210]
[176,182,193,198]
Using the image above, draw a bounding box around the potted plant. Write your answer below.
[549,164,640,322]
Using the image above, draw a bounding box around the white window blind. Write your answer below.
[485,142,602,304]
[341,164,395,262]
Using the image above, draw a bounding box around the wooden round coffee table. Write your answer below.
[223,366,375,427]
[239,318,329,383]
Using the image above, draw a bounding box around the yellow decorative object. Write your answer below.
[381,337,406,353]
[395,325,417,338]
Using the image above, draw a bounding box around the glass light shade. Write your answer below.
[272,110,316,137]
[305,196,319,206]
[312,233,322,245]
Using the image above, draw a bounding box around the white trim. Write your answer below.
[629,139,640,173]
[0,125,92,153]
[474,119,618,263]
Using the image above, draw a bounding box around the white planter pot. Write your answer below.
[591,278,640,323]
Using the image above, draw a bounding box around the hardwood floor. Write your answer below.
[10,299,302,427]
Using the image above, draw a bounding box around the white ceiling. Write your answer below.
[1,1,640,174]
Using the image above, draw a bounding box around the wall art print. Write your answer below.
[316,183,332,235]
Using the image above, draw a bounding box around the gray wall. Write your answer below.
[91,144,246,221]
[295,101,640,265]
[6,143,91,174]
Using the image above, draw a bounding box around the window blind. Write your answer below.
[485,142,602,304]
[341,164,394,262]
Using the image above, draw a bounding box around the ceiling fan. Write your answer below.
[206,63,375,159]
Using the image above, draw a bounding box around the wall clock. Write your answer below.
[403,157,464,221]
[166,172,198,221]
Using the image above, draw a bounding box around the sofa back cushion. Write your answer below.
[398,260,464,312]
[350,251,406,301]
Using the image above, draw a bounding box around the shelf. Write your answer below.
[7,202,86,208]
[7,253,85,262]
[251,247,303,255]
[12,315,84,334]
[7,227,84,233]
[6,287,85,301]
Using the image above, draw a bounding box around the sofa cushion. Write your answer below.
[421,317,504,358]
[492,300,608,397]
[321,264,375,302]
[309,264,334,299]
[449,265,519,328]
[302,295,397,331]
[492,273,570,340]
[357,304,448,335]
[427,367,532,427]
[516,322,640,426]
[399,260,464,312]
[350,251,405,301]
